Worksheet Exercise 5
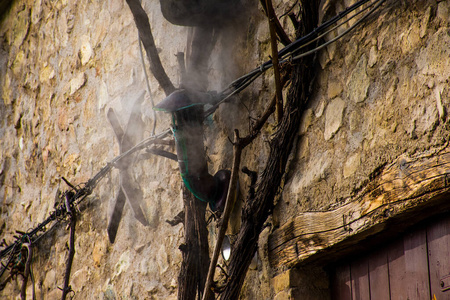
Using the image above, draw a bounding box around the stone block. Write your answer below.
[400,20,421,54]
[80,35,93,65]
[416,28,450,82]
[93,238,108,267]
[420,7,432,38]
[437,1,449,23]
[43,269,57,290]
[71,266,90,292]
[343,152,361,178]
[46,289,62,300]
[327,81,343,99]
[435,85,446,120]
[274,290,290,300]
[324,97,346,140]
[368,45,378,67]
[271,269,301,293]
[69,72,87,95]
[113,250,131,279]
[12,9,30,48]
[299,109,313,135]
[347,54,370,103]
[39,64,55,83]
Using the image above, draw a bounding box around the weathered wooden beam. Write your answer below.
[269,149,450,271]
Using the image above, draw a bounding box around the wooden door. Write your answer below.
[331,215,450,300]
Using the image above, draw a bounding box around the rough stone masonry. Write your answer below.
[1,0,449,299]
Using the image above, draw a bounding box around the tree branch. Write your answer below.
[265,0,284,123]
[259,0,292,46]
[61,197,76,300]
[202,130,243,300]
[126,0,175,96]
[219,2,319,298]
[240,66,291,148]
[178,187,211,300]
[166,210,185,227]
[144,148,177,161]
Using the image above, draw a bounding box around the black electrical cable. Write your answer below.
[205,0,385,116]
[277,0,371,58]
[286,0,381,58]
[285,0,385,63]
[0,129,171,267]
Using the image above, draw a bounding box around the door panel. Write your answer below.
[332,263,352,300]
[330,217,450,299]
[427,217,450,299]
[368,249,390,300]
[401,229,431,300]
[351,258,370,300]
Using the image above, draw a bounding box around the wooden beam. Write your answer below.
[269,148,450,271]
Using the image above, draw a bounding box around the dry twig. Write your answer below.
[265,0,284,123]
[202,130,243,300]
[61,195,76,300]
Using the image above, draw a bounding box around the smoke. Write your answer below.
[157,0,255,145]
[151,0,260,208]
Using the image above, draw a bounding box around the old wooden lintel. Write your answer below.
[268,149,450,271]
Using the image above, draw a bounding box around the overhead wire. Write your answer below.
[284,0,385,63]
[0,129,171,276]
[205,0,385,116]
[286,0,381,58]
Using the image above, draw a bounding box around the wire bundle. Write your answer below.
[205,0,386,116]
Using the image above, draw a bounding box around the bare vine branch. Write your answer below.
[178,188,211,300]
[126,0,175,96]
[265,0,284,123]
[202,130,243,300]
[240,66,291,148]
[177,25,218,300]
[259,0,292,46]
[20,243,33,300]
[61,199,76,300]
[219,1,319,297]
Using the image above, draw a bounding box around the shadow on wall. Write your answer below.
[0,0,13,20]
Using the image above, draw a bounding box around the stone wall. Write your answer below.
[1,0,190,298]
[268,0,450,298]
[0,0,449,299]
[276,0,450,230]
